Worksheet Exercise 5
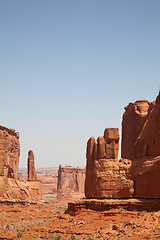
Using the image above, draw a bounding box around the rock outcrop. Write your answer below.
[121,100,155,160]
[0,125,42,201]
[130,156,160,198]
[85,92,160,199]
[85,128,134,199]
[134,93,160,159]
[0,126,20,179]
[57,165,86,199]
[28,150,37,181]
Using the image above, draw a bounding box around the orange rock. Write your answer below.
[121,100,154,160]
[27,150,37,181]
[57,165,86,200]
[0,125,20,179]
[0,125,42,201]
[85,128,134,199]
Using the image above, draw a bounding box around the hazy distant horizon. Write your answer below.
[1,0,160,168]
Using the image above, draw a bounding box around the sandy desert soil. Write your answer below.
[0,199,160,240]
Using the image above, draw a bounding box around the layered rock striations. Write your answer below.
[0,125,42,201]
[85,128,134,199]
[57,165,86,199]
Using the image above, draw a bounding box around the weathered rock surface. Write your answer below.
[0,125,20,179]
[121,92,160,198]
[121,100,155,160]
[130,156,160,198]
[19,167,58,200]
[57,165,86,199]
[0,125,42,201]
[134,93,160,158]
[27,150,37,181]
[3,178,42,201]
[85,128,134,199]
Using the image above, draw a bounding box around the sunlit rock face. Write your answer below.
[0,125,42,201]
[57,165,86,200]
[0,125,20,179]
[27,150,37,181]
[85,128,134,199]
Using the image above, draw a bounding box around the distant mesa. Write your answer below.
[57,164,86,200]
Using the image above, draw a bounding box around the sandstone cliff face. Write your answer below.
[85,128,134,199]
[121,100,155,160]
[0,126,20,179]
[0,125,42,201]
[57,165,86,199]
[130,156,160,198]
[121,91,160,198]
[134,93,160,158]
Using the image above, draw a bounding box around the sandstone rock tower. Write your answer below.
[27,150,37,181]
[85,128,134,199]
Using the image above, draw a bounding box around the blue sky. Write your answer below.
[1,0,160,168]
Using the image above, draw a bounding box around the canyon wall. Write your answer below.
[0,125,42,201]
[57,165,86,199]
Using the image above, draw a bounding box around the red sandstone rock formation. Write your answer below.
[134,93,160,158]
[27,150,37,181]
[130,156,160,198]
[0,125,42,201]
[121,100,155,160]
[121,91,160,198]
[85,128,134,199]
[0,125,20,179]
[57,165,86,199]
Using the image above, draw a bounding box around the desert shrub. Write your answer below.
[54,235,61,240]
[17,231,22,239]
[70,235,76,240]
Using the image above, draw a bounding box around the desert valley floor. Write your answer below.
[0,198,160,240]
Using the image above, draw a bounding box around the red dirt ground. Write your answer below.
[0,199,160,239]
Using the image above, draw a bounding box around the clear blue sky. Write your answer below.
[1,0,160,168]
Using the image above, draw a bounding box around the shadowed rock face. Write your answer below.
[57,165,86,200]
[121,92,160,160]
[27,150,37,181]
[85,128,134,199]
[134,93,160,159]
[121,99,156,160]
